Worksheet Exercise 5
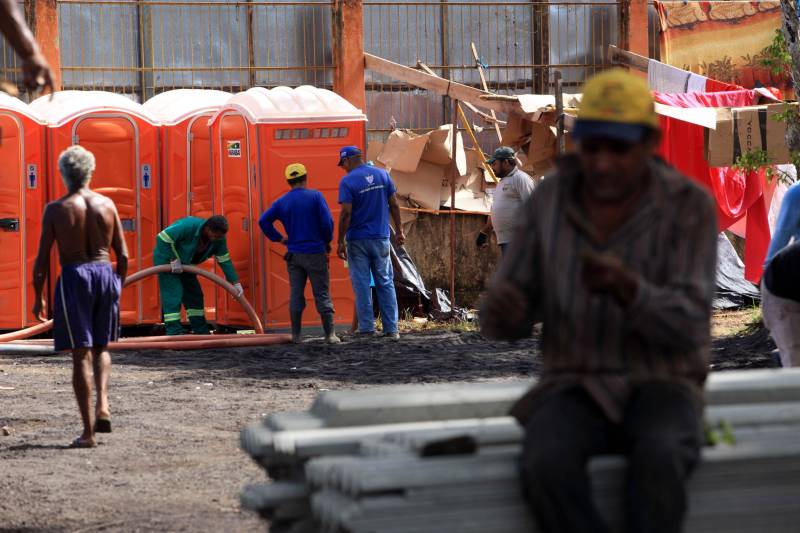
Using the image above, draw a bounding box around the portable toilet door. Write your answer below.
[30,91,161,326]
[208,105,260,327]
[144,89,233,323]
[209,86,366,330]
[0,94,47,329]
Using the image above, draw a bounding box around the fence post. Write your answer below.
[26,0,62,91]
[619,0,649,58]
[332,0,366,111]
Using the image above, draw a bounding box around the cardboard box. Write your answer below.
[528,122,557,164]
[421,125,468,175]
[391,160,447,210]
[501,113,533,147]
[378,130,429,172]
[366,141,386,168]
[422,126,453,165]
[441,189,492,213]
[705,103,794,167]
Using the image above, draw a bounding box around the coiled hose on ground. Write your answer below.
[0,265,291,352]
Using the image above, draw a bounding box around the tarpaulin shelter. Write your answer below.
[0,93,47,329]
[144,89,233,322]
[30,91,161,325]
[208,86,366,328]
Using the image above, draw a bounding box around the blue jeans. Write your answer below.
[347,238,398,334]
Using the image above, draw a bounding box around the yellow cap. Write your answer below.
[285,163,307,181]
[577,69,659,129]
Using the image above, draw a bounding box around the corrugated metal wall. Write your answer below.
[0,0,657,139]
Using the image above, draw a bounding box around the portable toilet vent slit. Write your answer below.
[0,93,48,329]
[30,91,161,326]
[209,85,367,329]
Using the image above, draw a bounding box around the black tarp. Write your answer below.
[715,233,760,310]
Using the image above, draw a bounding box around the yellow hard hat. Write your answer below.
[573,69,659,142]
[285,163,307,181]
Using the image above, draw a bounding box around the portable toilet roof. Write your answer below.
[209,85,367,124]
[143,89,233,125]
[29,90,157,126]
[0,92,45,124]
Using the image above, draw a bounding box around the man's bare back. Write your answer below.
[32,189,128,321]
[46,190,126,266]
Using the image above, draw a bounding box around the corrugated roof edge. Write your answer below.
[207,86,367,126]
[29,90,159,126]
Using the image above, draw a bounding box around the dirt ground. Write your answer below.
[0,310,776,532]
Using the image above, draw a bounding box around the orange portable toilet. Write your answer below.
[209,86,366,330]
[144,90,232,323]
[30,91,161,326]
[0,93,48,329]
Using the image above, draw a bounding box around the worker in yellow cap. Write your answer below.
[480,69,718,533]
[258,163,339,344]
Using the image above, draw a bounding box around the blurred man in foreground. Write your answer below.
[481,69,718,533]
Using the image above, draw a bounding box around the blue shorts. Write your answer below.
[53,262,121,351]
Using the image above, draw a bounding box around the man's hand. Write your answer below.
[337,242,347,261]
[32,298,46,323]
[232,282,244,298]
[480,280,531,340]
[476,231,489,249]
[170,258,183,273]
[396,230,406,246]
[325,243,332,254]
[581,249,638,306]
[22,51,54,94]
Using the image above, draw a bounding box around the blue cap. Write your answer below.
[338,146,362,166]
[571,120,650,144]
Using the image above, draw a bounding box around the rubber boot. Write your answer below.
[322,313,340,344]
[290,310,303,344]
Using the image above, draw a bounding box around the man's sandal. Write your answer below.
[94,418,112,433]
[69,437,97,449]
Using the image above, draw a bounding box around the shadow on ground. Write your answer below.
[2,324,780,387]
[102,330,543,385]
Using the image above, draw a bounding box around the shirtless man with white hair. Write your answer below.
[32,145,128,448]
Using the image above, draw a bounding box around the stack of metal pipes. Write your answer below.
[240,370,800,532]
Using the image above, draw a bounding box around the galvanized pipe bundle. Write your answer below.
[241,369,800,532]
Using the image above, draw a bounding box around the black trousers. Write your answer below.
[286,252,334,318]
[519,383,701,533]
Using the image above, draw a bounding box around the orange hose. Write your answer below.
[0,321,53,342]
[0,264,264,342]
[107,334,291,351]
[18,333,281,345]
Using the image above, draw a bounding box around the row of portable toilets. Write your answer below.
[0,87,366,331]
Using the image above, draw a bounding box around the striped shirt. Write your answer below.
[482,155,718,423]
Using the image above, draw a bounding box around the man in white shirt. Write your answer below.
[477,146,535,256]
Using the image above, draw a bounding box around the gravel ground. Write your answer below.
[0,318,776,532]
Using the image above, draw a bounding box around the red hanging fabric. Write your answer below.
[705,79,744,93]
[655,90,769,282]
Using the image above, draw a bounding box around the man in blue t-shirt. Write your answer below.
[259,163,339,344]
[336,146,405,340]
[762,180,800,367]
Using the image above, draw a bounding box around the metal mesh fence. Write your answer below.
[364,0,621,141]
[0,0,643,138]
[54,0,334,100]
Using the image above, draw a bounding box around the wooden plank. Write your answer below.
[364,53,520,115]
[470,42,503,141]
[608,44,649,73]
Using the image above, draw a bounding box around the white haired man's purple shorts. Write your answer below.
[53,262,121,351]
